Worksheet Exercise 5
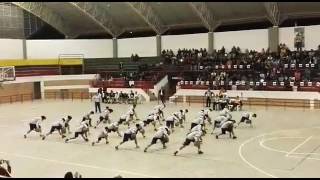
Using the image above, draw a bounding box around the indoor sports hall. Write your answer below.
[0,2,320,178]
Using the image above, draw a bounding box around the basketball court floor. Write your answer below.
[0,100,319,178]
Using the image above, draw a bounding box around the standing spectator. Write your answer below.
[204,88,212,107]
[159,87,166,107]
[295,32,303,52]
[92,93,102,113]
[119,62,123,71]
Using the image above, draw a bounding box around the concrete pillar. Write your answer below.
[40,81,45,100]
[22,39,27,59]
[113,38,118,58]
[156,35,161,56]
[208,32,214,55]
[268,26,279,53]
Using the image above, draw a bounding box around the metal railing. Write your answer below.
[170,95,320,110]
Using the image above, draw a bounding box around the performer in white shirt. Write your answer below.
[174,130,204,156]
[92,127,110,146]
[143,113,161,131]
[216,119,237,139]
[81,111,94,127]
[94,107,113,128]
[24,116,46,139]
[144,126,170,152]
[64,115,73,134]
[115,123,144,150]
[42,118,67,140]
[236,112,256,128]
[165,114,179,132]
[211,115,228,133]
[65,123,90,143]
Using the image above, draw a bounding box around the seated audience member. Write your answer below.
[64,171,82,178]
[0,159,11,178]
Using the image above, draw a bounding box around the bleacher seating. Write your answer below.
[15,66,60,77]
[83,57,163,74]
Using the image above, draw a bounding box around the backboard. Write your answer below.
[0,66,15,82]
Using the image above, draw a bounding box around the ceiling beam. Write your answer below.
[12,2,77,38]
[70,2,124,38]
[264,2,286,26]
[127,2,168,35]
[189,2,220,32]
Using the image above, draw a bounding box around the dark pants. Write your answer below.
[95,102,101,113]
[160,95,165,106]
[206,97,211,107]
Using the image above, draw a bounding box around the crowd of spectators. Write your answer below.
[162,44,320,84]
[97,88,142,105]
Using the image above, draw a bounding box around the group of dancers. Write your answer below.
[23,103,257,156]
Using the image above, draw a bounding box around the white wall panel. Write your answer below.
[305,25,320,50]
[214,29,268,52]
[26,39,113,59]
[162,33,208,53]
[0,39,23,59]
[279,26,295,50]
[118,36,156,57]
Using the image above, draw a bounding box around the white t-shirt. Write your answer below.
[186,131,202,141]
[190,124,202,132]
[192,117,204,125]
[107,122,119,130]
[52,120,64,127]
[75,123,88,133]
[165,115,178,122]
[30,117,42,127]
[124,127,138,135]
[154,127,168,138]
[98,128,108,138]
[242,112,254,119]
[153,105,165,111]
[221,121,233,129]
[92,94,102,103]
[214,116,228,122]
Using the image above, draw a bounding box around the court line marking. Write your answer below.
[239,133,279,178]
[239,127,320,178]
[286,136,313,157]
[0,151,159,178]
[259,137,320,156]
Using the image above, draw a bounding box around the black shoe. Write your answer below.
[174,151,178,156]
[115,146,119,150]
[24,135,27,139]
[215,135,218,139]
[198,151,204,154]
[233,136,237,139]
[144,148,147,152]
[65,139,69,143]
[42,136,46,140]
